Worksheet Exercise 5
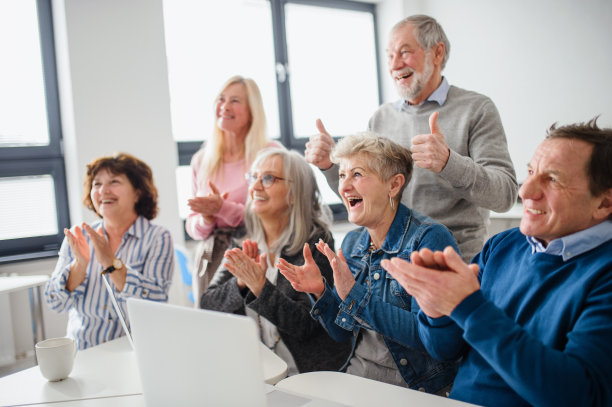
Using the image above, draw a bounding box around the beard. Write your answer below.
[393,52,434,103]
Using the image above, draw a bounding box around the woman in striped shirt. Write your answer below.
[45,153,174,349]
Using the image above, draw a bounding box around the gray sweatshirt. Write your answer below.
[325,85,518,262]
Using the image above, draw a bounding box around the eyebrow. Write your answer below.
[526,163,563,177]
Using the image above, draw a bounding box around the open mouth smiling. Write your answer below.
[395,71,413,81]
[346,197,363,207]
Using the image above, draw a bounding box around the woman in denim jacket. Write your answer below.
[279,132,460,394]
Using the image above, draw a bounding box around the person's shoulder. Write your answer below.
[447,85,496,106]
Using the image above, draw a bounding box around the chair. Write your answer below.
[174,247,195,304]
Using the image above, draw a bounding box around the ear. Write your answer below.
[593,188,612,221]
[432,42,445,66]
[389,173,405,199]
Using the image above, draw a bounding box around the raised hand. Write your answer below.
[241,239,259,260]
[64,225,90,291]
[381,246,480,318]
[224,248,267,296]
[64,225,90,266]
[305,119,335,170]
[81,223,115,270]
[410,111,450,173]
[187,181,229,224]
[277,243,325,297]
[317,241,355,301]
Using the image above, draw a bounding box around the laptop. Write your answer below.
[126,298,346,407]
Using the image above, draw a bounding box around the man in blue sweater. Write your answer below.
[382,118,612,407]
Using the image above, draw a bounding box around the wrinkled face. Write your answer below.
[215,82,252,137]
[90,169,139,219]
[248,156,290,220]
[519,138,603,245]
[387,24,435,103]
[338,153,392,230]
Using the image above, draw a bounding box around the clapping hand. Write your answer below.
[277,243,325,297]
[187,181,229,224]
[381,247,480,318]
[316,240,355,301]
[224,247,267,297]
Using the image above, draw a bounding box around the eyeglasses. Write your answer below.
[245,173,290,188]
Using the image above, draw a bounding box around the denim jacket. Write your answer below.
[311,204,460,392]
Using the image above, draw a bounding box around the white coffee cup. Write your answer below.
[35,337,77,381]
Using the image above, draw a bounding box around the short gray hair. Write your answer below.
[392,14,450,70]
[331,132,413,204]
[245,148,332,255]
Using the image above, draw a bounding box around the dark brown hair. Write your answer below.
[82,153,158,219]
[546,117,612,197]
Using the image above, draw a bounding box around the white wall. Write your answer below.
[386,0,612,181]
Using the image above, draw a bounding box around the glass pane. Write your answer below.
[162,0,280,142]
[311,164,341,206]
[0,175,58,240]
[285,4,379,138]
[0,0,50,147]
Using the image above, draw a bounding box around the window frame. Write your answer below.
[0,0,70,263]
[176,0,381,221]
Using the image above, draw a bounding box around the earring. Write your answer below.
[389,196,395,211]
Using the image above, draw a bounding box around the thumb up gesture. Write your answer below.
[410,112,450,173]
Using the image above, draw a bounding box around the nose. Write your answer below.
[388,52,402,71]
[518,176,541,202]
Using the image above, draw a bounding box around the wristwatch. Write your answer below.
[102,258,123,275]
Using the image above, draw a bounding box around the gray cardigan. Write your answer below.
[200,227,352,373]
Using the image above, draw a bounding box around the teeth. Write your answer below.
[526,208,544,215]
[346,197,362,207]
[253,196,266,201]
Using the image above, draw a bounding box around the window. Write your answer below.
[0,0,69,262]
[163,0,380,222]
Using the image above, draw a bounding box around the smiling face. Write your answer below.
[519,138,606,245]
[90,168,139,220]
[248,155,290,221]
[215,82,252,138]
[387,23,439,105]
[338,153,396,232]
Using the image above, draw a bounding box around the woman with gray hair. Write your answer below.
[279,132,460,394]
[200,148,351,375]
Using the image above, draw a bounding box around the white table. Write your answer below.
[0,275,49,346]
[275,371,478,407]
[0,335,287,407]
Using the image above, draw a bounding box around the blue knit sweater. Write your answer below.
[419,227,612,407]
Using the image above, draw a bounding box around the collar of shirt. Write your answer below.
[394,77,450,111]
[526,220,612,261]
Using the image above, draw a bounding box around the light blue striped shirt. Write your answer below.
[526,220,612,261]
[45,216,174,349]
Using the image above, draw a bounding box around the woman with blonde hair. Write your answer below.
[186,76,281,303]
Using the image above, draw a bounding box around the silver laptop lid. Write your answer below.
[127,298,267,407]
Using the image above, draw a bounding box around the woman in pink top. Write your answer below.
[186,75,281,305]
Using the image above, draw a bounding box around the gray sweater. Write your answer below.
[325,85,518,262]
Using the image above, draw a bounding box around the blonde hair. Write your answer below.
[245,148,332,256]
[331,132,413,207]
[197,75,269,180]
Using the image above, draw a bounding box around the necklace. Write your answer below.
[369,238,377,252]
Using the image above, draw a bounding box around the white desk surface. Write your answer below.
[0,275,49,293]
[0,335,287,407]
[275,371,478,407]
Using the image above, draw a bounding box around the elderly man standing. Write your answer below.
[306,15,518,262]
[382,119,612,407]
